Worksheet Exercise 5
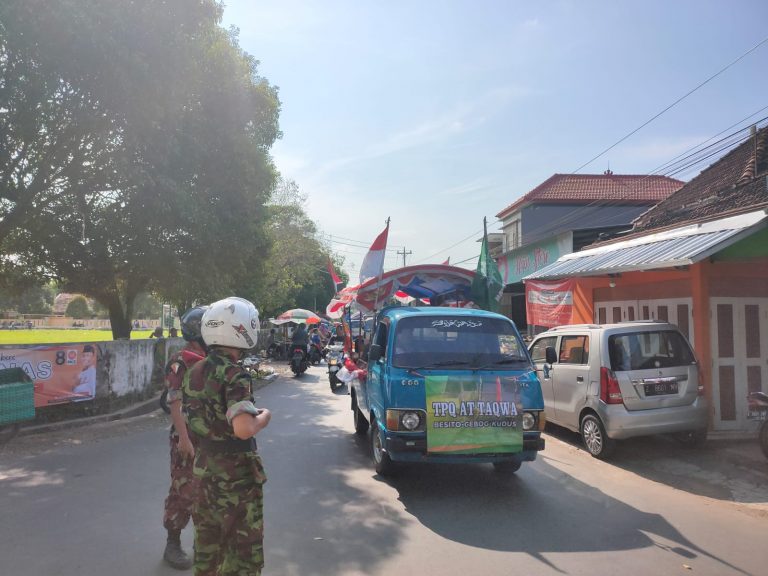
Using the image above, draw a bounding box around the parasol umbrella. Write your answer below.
[273,308,322,325]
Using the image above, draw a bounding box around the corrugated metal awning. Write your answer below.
[524,209,768,281]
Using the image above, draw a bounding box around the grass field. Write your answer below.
[0,329,156,345]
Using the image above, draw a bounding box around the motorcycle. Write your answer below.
[289,345,310,376]
[308,342,323,365]
[747,391,768,459]
[326,344,345,390]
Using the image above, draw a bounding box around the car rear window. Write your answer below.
[608,330,695,371]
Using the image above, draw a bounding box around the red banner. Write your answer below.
[0,344,101,407]
[525,280,575,327]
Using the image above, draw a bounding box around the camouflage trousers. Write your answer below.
[193,454,266,576]
[163,434,198,531]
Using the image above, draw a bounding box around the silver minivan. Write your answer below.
[528,322,708,458]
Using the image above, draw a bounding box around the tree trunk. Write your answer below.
[107,294,134,340]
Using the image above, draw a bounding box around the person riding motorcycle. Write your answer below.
[291,324,309,354]
[328,322,345,345]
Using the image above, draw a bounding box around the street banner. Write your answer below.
[526,279,575,327]
[0,344,101,407]
[426,374,523,454]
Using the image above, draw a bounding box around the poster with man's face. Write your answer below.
[0,344,101,406]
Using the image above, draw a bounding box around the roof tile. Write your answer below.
[496,173,684,218]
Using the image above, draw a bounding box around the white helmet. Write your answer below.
[201,297,260,349]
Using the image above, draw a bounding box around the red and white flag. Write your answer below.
[326,257,343,291]
[441,257,450,265]
[359,223,389,284]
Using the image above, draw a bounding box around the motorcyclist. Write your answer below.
[328,323,345,345]
[291,323,309,348]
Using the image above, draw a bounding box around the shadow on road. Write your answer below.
[390,460,747,574]
[543,423,768,507]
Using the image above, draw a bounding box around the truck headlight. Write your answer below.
[386,409,425,432]
[401,411,421,430]
[522,412,536,431]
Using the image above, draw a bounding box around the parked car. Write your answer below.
[528,321,707,459]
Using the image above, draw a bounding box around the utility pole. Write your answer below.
[397,247,412,267]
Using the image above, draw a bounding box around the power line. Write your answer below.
[524,113,768,241]
[413,228,484,265]
[572,35,768,174]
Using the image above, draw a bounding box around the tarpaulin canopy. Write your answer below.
[327,265,476,312]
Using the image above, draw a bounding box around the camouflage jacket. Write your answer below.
[182,349,266,483]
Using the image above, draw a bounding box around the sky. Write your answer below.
[221,0,768,282]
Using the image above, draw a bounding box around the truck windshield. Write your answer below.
[392,316,528,370]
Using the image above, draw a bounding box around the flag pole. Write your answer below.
[483,216,489,309]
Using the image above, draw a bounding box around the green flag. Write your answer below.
[471,232,504,311]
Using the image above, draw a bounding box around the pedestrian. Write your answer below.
[182,297,271,576]
[162,306,208,570]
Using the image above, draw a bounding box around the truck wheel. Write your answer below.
[492,460,521,475]
[353,398,369,435]
[370,418,395,476]
[580,414,615,459]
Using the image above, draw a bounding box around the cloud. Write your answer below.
[305,85,530,178]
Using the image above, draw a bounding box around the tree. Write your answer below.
[65,296,90,319]
[241,179,340,319]
[0,1,280,338]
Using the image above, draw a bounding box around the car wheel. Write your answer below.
[353,397,369,435]
[580,414,615,459]
[675,429,707,448]
[370,417,395,476]
[492,460,521,475]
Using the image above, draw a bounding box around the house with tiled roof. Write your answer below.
[524,125,768,435]
[493,171,683,329]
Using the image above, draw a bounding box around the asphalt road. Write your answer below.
[1,363,767,576]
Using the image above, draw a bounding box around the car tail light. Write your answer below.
[600,367,623,405]
[697,370,705,397]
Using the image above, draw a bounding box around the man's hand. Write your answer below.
[177,434,195,459]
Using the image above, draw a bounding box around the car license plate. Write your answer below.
[644,381,678,396]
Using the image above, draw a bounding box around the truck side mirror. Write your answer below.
[545,346,557,364]
[368,344,383,363]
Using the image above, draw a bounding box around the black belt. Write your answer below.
[196,437,257,454]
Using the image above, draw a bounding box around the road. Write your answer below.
[1,363,767,576]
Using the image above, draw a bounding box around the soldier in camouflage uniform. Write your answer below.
[182,297,271,576]
[162,306,208,570]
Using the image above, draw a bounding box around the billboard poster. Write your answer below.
[425,374,523,454]
[0,344,101,407]
[526,279,575,327]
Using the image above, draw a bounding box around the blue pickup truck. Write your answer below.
[350,306,545,476]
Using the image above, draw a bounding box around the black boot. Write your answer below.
[163,529,193,570]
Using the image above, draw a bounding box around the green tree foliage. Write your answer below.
[0,282,55,316]
[65,295,90,319]
[0,1,280,338]
[240,179,340,319]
